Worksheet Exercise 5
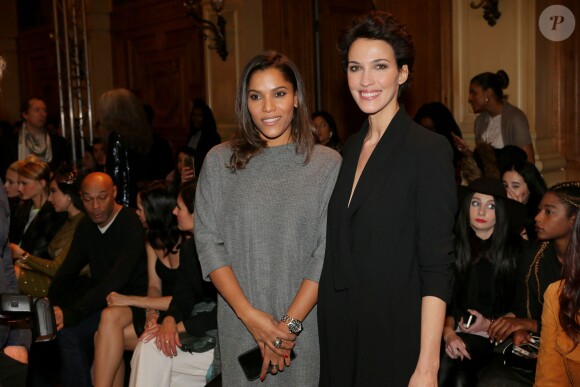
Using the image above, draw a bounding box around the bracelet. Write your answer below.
[21,252,30,261]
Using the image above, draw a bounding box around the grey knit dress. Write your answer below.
[195,142,341,385]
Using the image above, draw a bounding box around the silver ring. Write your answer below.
[271,364,279,370]
[273,338,282,348]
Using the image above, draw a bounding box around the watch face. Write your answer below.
[288,320,303,334]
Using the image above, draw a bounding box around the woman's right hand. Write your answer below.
[241,308,296,356]
[106,292,131,306]
[444,332,471,361]
[180,167,195,184]
[451,132,469,154]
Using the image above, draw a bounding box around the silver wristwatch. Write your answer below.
[281,314,303,335]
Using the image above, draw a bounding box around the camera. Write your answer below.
[0,294,57,342]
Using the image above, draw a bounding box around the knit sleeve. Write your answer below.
[302,152,341,282]
[194,146,230,279]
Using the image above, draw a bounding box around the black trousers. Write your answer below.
[0,350,28,387]
[438,333,495,387]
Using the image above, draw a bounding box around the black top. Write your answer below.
[48,207,148,326]
[163,237,217,336]
[512,240,562,333]
[318,109,457,386]
[155,257,177,297]
[9,200,67,257]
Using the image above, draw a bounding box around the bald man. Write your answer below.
[48,172,147,387]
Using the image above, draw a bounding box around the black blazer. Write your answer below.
[318,109,457,386]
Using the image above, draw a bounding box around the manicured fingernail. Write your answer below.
[260,377,264,382]
[284,354,289,358]
[499,340,503,344]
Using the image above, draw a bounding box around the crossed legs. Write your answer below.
[94,306,139,387]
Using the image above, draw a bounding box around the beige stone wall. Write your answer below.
[204,0,263,141]
[452,0,566,185]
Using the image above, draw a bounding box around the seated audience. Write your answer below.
[94,181,180,387]
[80,144,97,173]
[4,160,23,215]
[9,157,66,259]
[0,96,69,178]
[311,110,343,154]
[414,102,463,183]
[1,176,32,386]
[47,172,147,387]
[186,99,221,177]
[501,161,547,240]
[166,146,196,192]
[130,182,218,387]
[535,196,580,386]
[439,177,524,386]
[477,182,580,386]
[10,165,84,298]
[92,137,106,172]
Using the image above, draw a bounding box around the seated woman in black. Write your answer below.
[93,180,181,387]
[439,177,524,386]
[477,181,580,386]
[9,156,66,260]
[501,160,547,241]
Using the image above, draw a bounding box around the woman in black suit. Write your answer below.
[318,12,457,386]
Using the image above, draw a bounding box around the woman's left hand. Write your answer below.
[9,243,24,259]
[156,316,181,358]
[408,368,437,387]
[259,320,294,381]
[458,309,489,335]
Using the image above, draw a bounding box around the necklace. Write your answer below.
[525,241,549,319]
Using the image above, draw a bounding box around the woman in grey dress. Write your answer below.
[194,51,341,385]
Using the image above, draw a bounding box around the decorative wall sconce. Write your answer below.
[184,0,228,61]
[470,0,501,27]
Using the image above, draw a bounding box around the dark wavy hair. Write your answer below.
[501,161,547,240]
[138,180,180,254]
[53,165,84,212]
[470,70,509,101]
[229,50,316,172]
[338,11,415,93]
[453,191,522,316]
[560,207,580,350]
[188,98,218,138]
[311,110,339,141]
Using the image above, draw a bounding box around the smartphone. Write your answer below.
[238,346,297,381]
[461,311,477,328]
[184,155,195,171]
[512,343,539,359]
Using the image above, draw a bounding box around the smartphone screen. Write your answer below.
[184,155,195,171]
[238,346,296,381]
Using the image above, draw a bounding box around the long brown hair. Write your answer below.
[557,182,580,350]
[229,50,316,172]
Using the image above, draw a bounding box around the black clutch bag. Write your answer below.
[178,331,216,353]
